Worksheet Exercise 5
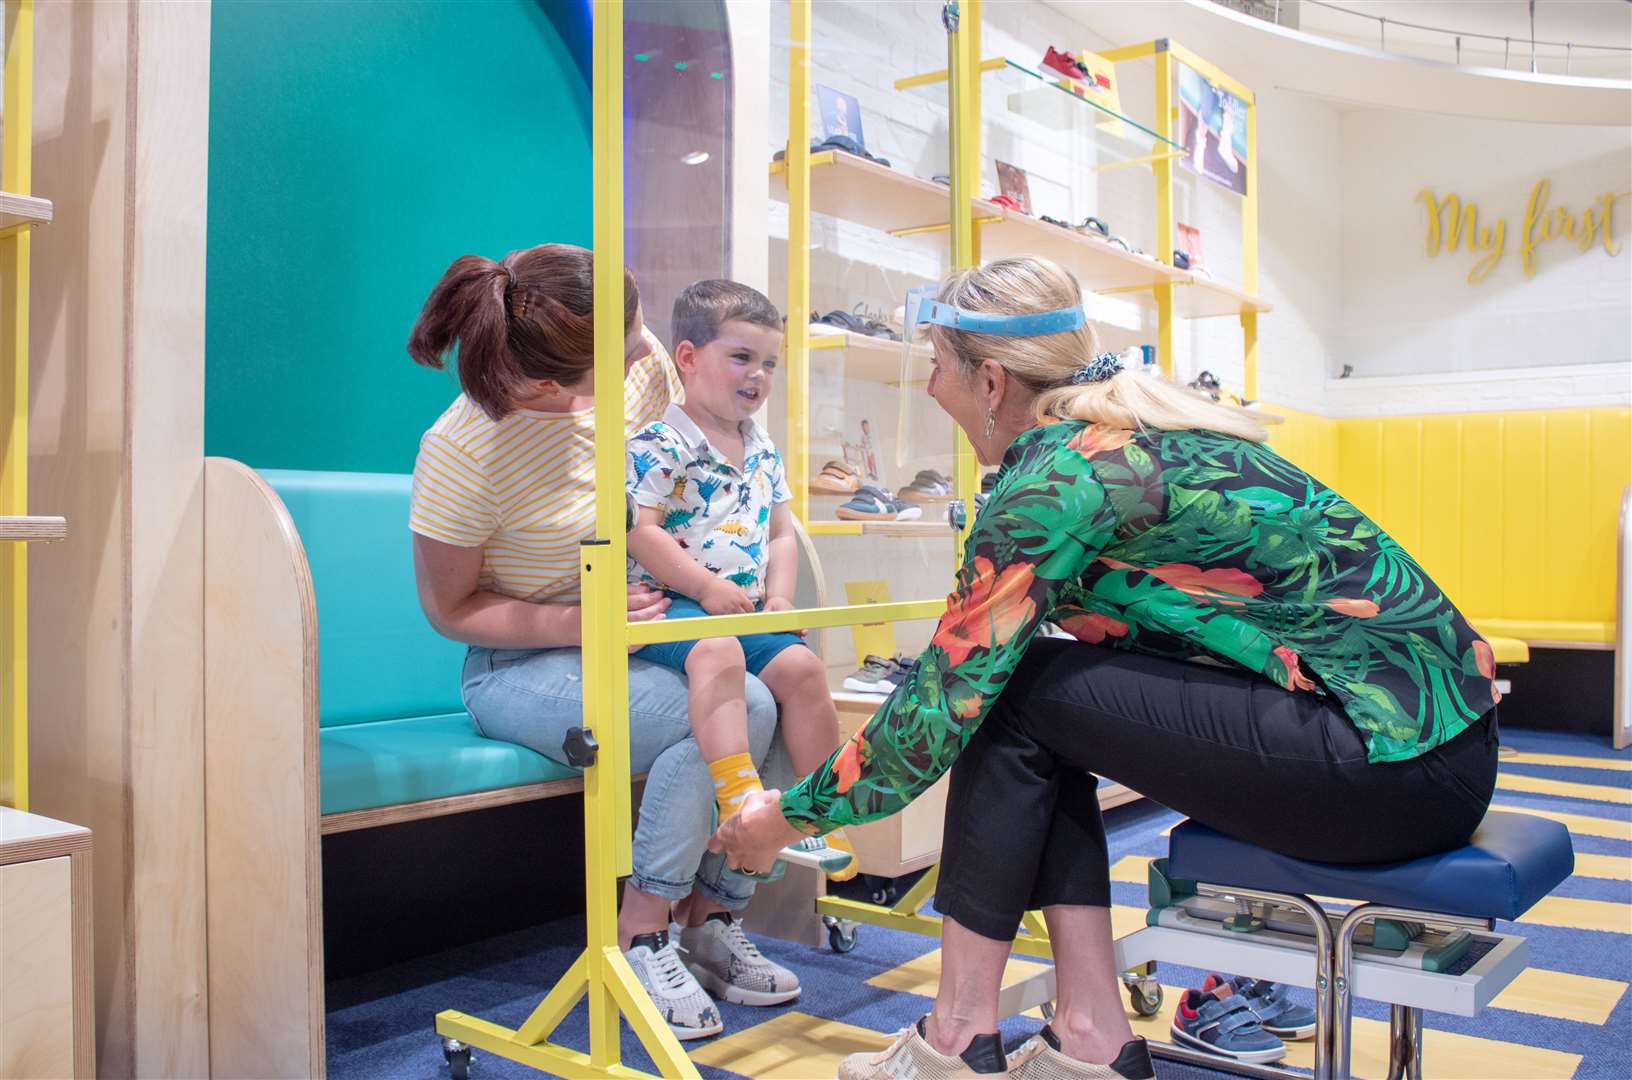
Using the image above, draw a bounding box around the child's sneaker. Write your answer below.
[1172,989,1285,1063]
[1201,973,1317,1040]
[679,911,801,1006]
[843,655,897,693]
[838,1017,1005,1079]
[624,930,723,1040]
[780,835,854,875]
[1007,1026,1155,1078]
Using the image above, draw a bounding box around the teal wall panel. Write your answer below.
[206,0,591,473]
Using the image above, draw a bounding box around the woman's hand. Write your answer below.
[761,595,806,637]
[627,584,670,653]
[708,788,804,875]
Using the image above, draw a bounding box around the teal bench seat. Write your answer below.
[261,469,580,823]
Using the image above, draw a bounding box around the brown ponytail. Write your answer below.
[407,243,640,420]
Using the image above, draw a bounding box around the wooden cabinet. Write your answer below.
[0,808,92,1080]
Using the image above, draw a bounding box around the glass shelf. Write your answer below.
[988,57,1183,154]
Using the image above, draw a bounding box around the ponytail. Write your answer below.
[407,244,641,420]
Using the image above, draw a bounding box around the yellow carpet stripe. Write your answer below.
[1490,967,1629,1025]
[1519,894,1632,934]
[865,948,1050,997]
[1573,852,1632,880]
[1496,773,1632,805]
[1503,751,1632,773]
[1498,804,1632,842]
[688,1011,896,1079]
[1122,985,1582,1079]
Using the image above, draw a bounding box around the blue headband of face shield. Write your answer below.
[903,283,1086,338]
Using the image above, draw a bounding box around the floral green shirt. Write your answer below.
[783,420,1502,833]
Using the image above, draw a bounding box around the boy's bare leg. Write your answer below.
[756,645,839,774]
[683,637,752,763]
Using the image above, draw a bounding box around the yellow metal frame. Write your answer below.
[2,0,36,812]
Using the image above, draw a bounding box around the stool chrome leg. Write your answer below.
[1385,1004,1423,1080]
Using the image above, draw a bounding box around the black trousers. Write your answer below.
[936,639,1500,942]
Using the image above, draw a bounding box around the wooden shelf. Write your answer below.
[1173,276,1274,319]
[808,327,930,385]
[771,150,960,240]
[0,516,66,542]
[976,206,1188,294]
[0,192,53,235]
[807,518,954,538]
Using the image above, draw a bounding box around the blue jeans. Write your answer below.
[461,646,790,908]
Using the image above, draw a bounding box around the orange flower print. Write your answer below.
[1058,612,1130,644]
[831,729,866,794]
[1100,557,1264,607]
[1273,644,1317,692]
[1326,597,1380,618]
[931,557,1039,667]
[1067,423,1134,460]
[948,686,983,719]
[1471,638,1496,679]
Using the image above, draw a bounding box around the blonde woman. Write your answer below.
[713,256,1502,1079]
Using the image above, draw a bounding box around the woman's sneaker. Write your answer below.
[1007,1027,1155,1078]
[1201,973,1318,1040]
[838,1017,1005,1079]
[679,912,801,1006]
[1172,989,1286,1063]
[624,930,722,1040]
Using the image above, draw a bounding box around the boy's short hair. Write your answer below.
[671,280,782,350]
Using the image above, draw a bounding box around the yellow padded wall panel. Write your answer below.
[1335,407,1627,644]
[1262,403,1341,492]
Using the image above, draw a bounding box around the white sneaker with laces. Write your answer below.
[679,912,801,1007]
[624,930,723,1039]
[837,1018,1006,1080]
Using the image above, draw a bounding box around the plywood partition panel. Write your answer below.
[203,457,325,1078]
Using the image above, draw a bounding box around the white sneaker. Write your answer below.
[838,1018,1006,1079]
[624,930,723,1039]
[679,912,801,1007]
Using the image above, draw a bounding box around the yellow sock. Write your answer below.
[824,828,859,882]
[709,752,763,821]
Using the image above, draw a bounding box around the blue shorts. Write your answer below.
[638,594,807,675]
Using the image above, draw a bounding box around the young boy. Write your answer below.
[626,280,855,881]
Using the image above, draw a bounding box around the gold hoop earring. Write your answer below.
[983,409,997,438]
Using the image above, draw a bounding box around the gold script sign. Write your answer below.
[1415,180,1623,284]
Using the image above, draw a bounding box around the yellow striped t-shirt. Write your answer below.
[409,330,681,603]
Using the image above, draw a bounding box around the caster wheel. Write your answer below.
[442,1038,473,1079]
[828,923,859,953]
[1126,980,1162,1017]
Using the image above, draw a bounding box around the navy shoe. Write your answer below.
[1172,989,1286,1064]
[1203,973,1318,1040]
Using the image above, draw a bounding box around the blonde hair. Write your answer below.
[927,256,1267,443]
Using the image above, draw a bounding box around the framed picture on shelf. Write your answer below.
[1176,62,1248,197]
[995,161,1033,215]
[816,84,867,150]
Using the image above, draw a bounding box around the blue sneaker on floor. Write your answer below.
[1172,989,1286,1064]
[1203,972,1318,1040]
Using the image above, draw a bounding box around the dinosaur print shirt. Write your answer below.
[626,403,791,602]
[782,420,1503,834]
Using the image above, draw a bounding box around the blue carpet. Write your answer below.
[328,729,1631,1078]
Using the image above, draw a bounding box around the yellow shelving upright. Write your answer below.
[2,0,55,812]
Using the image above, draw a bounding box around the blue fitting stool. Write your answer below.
[1130,810,1575,1079]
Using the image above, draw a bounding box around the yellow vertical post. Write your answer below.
[1241,95,1259,401]
[586,0,631,1067]
[948,0,980,554]
[786,0,811,525]
[1,0,35,811]
[1152,42,1176,380]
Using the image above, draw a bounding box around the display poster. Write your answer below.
[816,84,867,151]
[1176,62,1248,197]
[995,161,1034,215]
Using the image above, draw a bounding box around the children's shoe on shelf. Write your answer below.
[947,493,989,529]
[1041,45,1091,82]
[624,929,723,1040]
[679,912,801,1007]
[1201,973,1317,1040]
[1171,989,1286,1063]
[1007,1027,1155,1079]
[838,1018,1006,1080]
[844,655,898,693]
[812,460,860,494]
[897,470,952,503]
[837,485,921,522]
[980,471,999,494]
